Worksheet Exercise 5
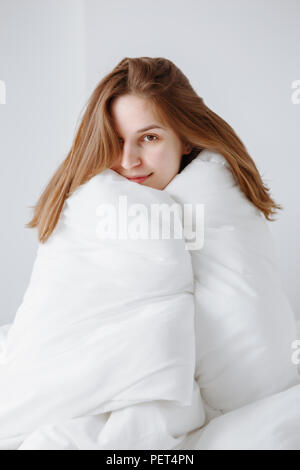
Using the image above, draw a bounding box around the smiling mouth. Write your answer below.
[126,173,153,183]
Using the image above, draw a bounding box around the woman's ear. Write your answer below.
[182,143,193,155]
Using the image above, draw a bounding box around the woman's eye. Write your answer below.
[143,134,158,143]
[118,135,158,144]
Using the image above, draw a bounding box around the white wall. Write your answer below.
[0,0,299,324]
[0,0,87,324]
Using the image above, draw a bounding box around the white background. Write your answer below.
[0,0,299,324]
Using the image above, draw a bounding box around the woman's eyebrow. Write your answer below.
[136,124,166,133]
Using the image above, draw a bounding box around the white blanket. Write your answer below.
[0,165,206,450]
[165,151,300,416]
[1,149,300,450]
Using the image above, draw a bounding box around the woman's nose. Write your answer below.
[119,151,142,170]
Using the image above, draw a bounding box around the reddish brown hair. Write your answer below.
[26,56,281,242]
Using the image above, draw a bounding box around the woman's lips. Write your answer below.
[126,173,153,183]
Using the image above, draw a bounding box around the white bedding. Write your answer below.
[174,380,300,450]
[1,149,299,450]
[0,165,206,450]
[165,151,300,416]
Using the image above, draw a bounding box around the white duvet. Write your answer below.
[0,149,299,450]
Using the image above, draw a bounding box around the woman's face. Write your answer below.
[110,94,192,190]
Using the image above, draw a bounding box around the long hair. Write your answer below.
[26,56,282,243]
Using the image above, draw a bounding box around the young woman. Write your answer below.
[26,56,281,241]
[2,57,299,451]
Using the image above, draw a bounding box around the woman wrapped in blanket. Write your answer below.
[1,57,299,450]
